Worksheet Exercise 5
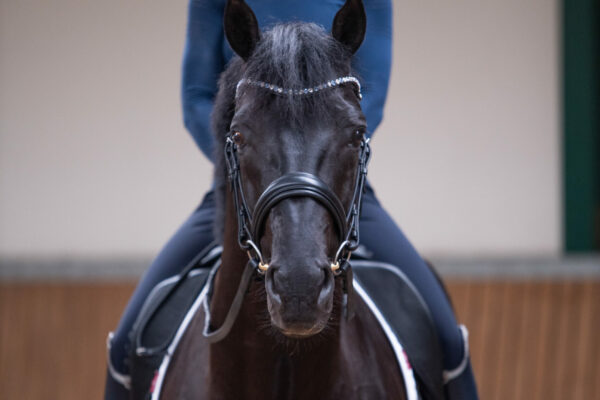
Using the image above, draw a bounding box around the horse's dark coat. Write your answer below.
[161,1,407,398]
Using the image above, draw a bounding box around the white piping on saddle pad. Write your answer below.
[353,280,420,400]
[152,264,419,400]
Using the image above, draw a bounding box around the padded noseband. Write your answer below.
[251,172,348,241]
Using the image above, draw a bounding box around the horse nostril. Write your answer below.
[320,267,328,286]
[266,264,276,279]
[266,265,279,290]
[317,268,334,310]
[265,267,283,310]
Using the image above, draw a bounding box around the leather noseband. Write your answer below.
[251,172,347,241]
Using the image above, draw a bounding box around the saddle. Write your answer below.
[128,246,444,400]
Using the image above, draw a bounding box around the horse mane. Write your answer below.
[211,22,354,241]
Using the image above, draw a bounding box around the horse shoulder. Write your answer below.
[161,307,209,399]
[336,296,407,400]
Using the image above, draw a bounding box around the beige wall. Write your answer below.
[0,0,560,258]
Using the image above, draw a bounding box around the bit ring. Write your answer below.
[245,240,269,273]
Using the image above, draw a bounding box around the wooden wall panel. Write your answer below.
[0,283,134,400]
[449,281,600,400]
[0,280,598,399]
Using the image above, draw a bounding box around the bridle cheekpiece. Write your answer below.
[225,75,370,276]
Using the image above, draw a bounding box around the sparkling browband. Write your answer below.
[236,76,362,100]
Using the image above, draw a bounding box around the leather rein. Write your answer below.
[204,76,370,342]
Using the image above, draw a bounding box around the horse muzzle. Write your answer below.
[264,261,335,338]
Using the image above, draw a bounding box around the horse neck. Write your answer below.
[208,189,344,397]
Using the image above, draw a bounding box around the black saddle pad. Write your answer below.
[353,260,445,400]
[128,244,221,399]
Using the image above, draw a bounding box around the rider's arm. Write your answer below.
[181,0,227,161]
[181,0,392,156]
[353,0,392,136]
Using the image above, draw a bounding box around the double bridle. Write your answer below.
[225,75,370,275]
[203,75,370,342]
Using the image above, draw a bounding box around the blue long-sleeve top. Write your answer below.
[182,0,392,160]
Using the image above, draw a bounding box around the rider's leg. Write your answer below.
[358,184,479,399]
[104,190,216,399]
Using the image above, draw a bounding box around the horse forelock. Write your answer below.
[211,22,354,242]
[246,23,350,90]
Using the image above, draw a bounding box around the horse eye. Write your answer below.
[232,131,244,145]
[351,129,365,146]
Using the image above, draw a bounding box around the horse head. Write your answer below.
[218,0,368,339]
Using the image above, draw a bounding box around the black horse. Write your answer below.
[154,0,441,398]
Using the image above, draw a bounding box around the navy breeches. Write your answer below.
[109,185,465,374]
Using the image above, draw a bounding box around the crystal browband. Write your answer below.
[236,76,362,100]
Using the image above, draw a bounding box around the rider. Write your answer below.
[105,1,479,399]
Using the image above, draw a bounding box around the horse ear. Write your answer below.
[331,0,366,55]
[224,0,260,61]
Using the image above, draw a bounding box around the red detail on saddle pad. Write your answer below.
[403,349,412,369]
[150,370,159,393]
